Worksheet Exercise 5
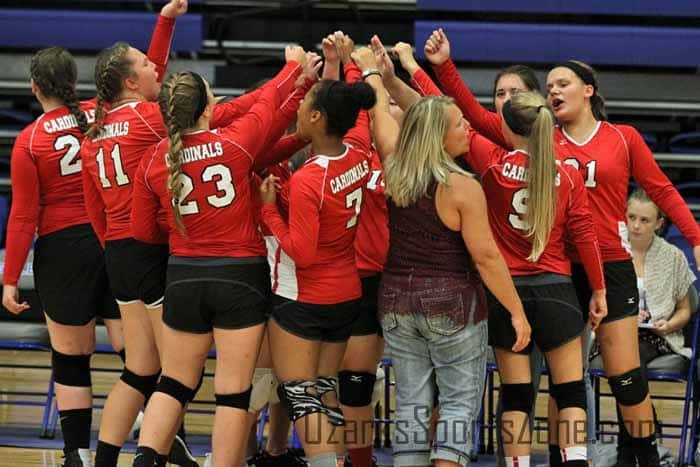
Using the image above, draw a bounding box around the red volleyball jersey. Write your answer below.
[131,66,302,257]
[3,103,96,286]
[261,113,372,304]
[83,62,303,243]
[554,122,700,261]
[354,149,388,277]
[467,132,605,290]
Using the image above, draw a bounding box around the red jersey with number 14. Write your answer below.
[354,149,388,276]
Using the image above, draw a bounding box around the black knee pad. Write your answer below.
[120,368,160,399]
[156,375,196,407]
[277,380,325,422]
[550,379,587,411]
[609,367,648,406]
[501,383,535,414]
[216,386,252,410]
[338,370,377,407]
[51,348,92,387]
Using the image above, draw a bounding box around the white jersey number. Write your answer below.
[95,144,130,188]
[345,187,363,229]
[563,158,597,188]
[176,163,236,216]
[55,135,82,176]
[508,187,530,231]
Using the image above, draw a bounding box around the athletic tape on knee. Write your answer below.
[120,368,160,399]
[550,380,587,411]
[215,386,252,410]
[316,375,345,426]
[338,370,376,407]
[51,348,92,387]
[156,375,196,407]
[277,380,325,422]
[608,367,648,407]
[501,383,535,414]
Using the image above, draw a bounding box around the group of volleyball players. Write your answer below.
[3,1,700,465]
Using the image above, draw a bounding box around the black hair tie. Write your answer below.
[502,100,531,136]
[537,105,545,113]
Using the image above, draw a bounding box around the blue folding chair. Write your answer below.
[669,132,700,154]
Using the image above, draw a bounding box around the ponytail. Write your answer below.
[504,92,557,261]
[524,103,556,261]
[29,47,88,134]
[310,80,377,138]
[88,42,133,140]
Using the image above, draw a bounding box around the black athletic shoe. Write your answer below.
[168,434,199,466]
[59,450,84,467]
[343,454,378,467]
[249,449,307,467]
[613,446,637,467]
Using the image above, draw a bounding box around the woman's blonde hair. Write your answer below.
[384,96,469,207]
[158,72,205,233]
[506,92,557,261]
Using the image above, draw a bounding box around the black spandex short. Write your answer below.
[163,256,270,333]
[488,274,584,354]
[33,223,119,325]
[572,259,638,324]
[271,294,360,343]
[104,238,168,308]
[351,274,383,337]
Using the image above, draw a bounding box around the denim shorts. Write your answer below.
[379,274,488,467]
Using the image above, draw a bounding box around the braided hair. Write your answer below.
[87,42,134,140]
[157,72,209,233]
[30,47,88,133]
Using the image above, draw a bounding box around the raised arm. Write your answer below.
[351,46,399,161]
[321,32,341,81]
[425,28,507,147]
[370,36,423,110]
[148,0,188,82]
[216,49,304,159]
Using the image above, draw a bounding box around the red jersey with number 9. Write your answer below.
[466,131,605,290]
[261,114,372,304]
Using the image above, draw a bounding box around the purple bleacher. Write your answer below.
[0,9,202,52]
[415,21,700,67]
[417,0,700,17]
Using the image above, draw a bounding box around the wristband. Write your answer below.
[361,69,382,80]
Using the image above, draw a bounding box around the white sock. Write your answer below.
[505,456,531,467]
[78,448,93,467]
[561,445,587,461]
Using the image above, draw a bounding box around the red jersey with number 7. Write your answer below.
[261,133,372,304]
